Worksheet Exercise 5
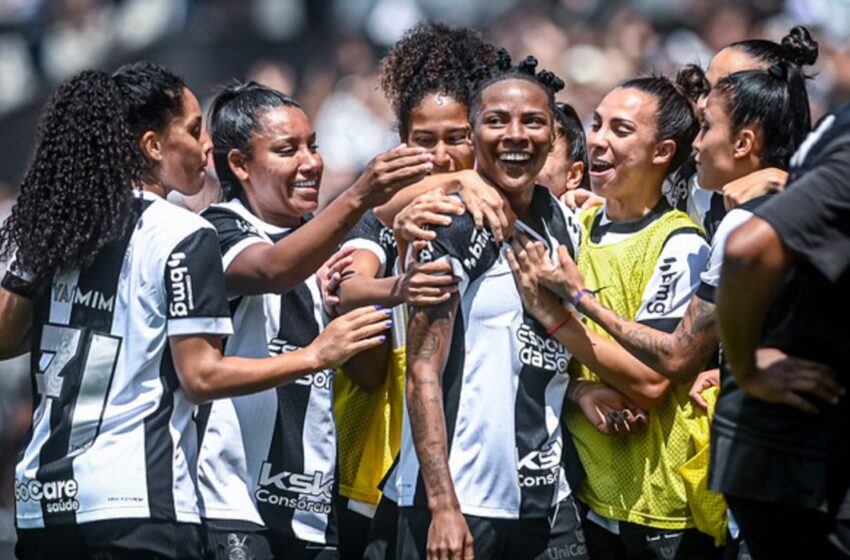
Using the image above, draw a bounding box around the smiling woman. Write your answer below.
[393,49,638,560]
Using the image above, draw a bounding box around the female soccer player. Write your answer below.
[508,68,715,558]
[195,80,438,560]
[331,22,495,560]
[0,64,391,560]
[397,49,648,560]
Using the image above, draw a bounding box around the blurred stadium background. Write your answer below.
[1,0,849,555]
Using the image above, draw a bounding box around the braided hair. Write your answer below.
[0,70,143,281]
[467,48,565,126]
[380,22,497,139]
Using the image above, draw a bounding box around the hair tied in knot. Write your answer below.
[768,62,788,80]
[495,48,512,70]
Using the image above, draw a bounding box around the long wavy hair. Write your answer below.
[0,70,143,281]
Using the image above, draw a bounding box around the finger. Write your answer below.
[781,391,821,414]
[418,199,466,215]
[411,274,458,288]
[325,246,356,267]
[403,224,437,242]
[505,248,521,276]
[414,260,454,273]
[413,292,456,307]
[787,374,842,404]
[689,390,709,411]
[418,211,454,227]
[381,152,435,173]
[464,534,475,560]
[351,319,393,340]
[561,191,578,209]
[557,245,572,265]
[379,145,429,164]
[343,306,393,327]
[381,163,434,186]
[481,205,504,242]
[465,198,484,230]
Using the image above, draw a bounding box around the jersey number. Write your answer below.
[35,324,122,456]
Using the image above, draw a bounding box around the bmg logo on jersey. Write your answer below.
[255,462,333,514]
[15,477,81,514]
[167,252,195,317]
[516,323,569,372]
[517,441,562,488]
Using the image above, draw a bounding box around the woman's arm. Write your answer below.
[170,305,392,404]
[506,243,671,410]
[406,293,474,558]
[223,146,433,296]
[0,287,32,360]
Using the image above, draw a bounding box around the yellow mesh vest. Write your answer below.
[566,205,705,529]
[334,304,406,505]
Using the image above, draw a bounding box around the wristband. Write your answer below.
[573,287,604,308]
[546,312,573,336]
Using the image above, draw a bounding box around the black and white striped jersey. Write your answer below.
[340,209,399,278]
[3,190,233,529]
[394,186,583,519]
[197,199,338,545]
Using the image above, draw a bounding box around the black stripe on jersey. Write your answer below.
[145,344,179,520]
[37,201,143,525]
[515,312,562,516]
[257,282,328,539]
[529,186,578,259]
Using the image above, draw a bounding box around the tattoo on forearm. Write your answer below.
[610,296,718,375]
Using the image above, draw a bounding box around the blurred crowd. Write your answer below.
[1,0,849,554]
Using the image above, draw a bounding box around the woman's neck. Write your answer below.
[243,195,301,229]
[604,188,663,223]
[141,180,167,199]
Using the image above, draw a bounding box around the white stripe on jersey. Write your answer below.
[197,199,338,544]
[394,190,581,519]
[14,190,232,529]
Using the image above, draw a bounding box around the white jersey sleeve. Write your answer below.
[634,231,709,332]
[697,208,754,303]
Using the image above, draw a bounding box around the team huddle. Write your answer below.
[0,20,849,560]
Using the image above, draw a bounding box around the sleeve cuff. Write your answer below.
[695,281,716,304]
[167,316,234,337]
[340,239,388,276]
[222,237,271,272]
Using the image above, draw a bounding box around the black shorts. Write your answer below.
[577,502,721,560]
[397,495,587,560]
[335,496,374,560]
[364,496,399,560]
[16,519,203,560]
[267,531,338,560]
[203,519,273,560]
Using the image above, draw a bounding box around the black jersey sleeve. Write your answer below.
[417,213,500,286]
[164,227,233,337]
[756,133,850,284]
[1,255,43,299]
[202,205,270,270]
[341,210,399,278]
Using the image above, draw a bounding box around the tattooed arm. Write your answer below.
[576,293,719,384]
[406,292,474,559]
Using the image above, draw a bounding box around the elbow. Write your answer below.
[658,357,700,385]
[635,380,671,411]
[723,228,759,273]
[179,368,218,405]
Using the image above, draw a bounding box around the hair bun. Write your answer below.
[518,55,539,76]
[781,26,819,66]
[768,61,789,80]
[537,70,565,93]
[495,48,513,70]
[675,64,709,103]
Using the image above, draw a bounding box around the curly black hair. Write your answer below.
[467,48,565,124]
[380,22,497,139]
[0,70,143,282]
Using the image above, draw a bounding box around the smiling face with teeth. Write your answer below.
[235,105,324,227]
[587,87,676,215]
[472,79,554,214]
